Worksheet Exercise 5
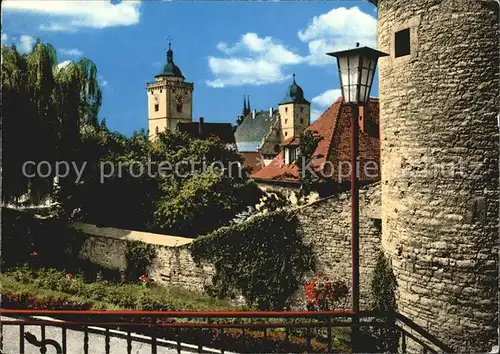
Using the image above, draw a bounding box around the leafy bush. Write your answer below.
[359,252,399,353]
[191,211,315,310]
[125,241,156,281]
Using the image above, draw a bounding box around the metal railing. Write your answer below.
[0,309,453,353]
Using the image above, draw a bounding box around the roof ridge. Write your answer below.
[323,101,342,164]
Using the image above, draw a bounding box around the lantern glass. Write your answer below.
[338,54,360,104]
[328,46,389,105]
[359,57,376,103]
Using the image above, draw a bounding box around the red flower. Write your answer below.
[139,274,149,283]
[30,252,38,256]
[103,280,109,285]
[66,273,73,280]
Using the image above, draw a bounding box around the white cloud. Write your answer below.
[298,6,377,66]
[207,33,304,88]
[1,32,8,43]
[60,48,83,56]
[3,0,142,32]
[54,60,73,74]
[311,108,323,122]
[19,35,35,53]
[312,89,342,107]
[56,60,72,71]
[98,75,108,88]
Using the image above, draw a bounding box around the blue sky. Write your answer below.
[2,0,378,136]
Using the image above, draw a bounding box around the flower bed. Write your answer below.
[0,267,352,352]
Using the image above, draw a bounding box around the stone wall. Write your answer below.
[377,0,499,351]
[72,183,382,310]
[291,183,382,310]
[73,223,215,293]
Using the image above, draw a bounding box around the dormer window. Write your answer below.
[284,146,298,164]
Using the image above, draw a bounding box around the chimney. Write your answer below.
[199,117,204,135]
[269,107,273,116]
[252,109,256,119]
[358,105,368,134]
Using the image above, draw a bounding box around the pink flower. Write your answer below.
[103,280,109,285]
[66,273,73,280]
[30,252,38,256]
[139,274,149,283]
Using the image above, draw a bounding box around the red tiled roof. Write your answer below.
[250,97,380,183]
[281,136,301,146]
[241,152,264,174]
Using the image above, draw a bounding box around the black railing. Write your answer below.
[0,309,453,353]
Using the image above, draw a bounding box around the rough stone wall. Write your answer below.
[149,246,215,293]
[291,183,382,310]
[75,224,214,293]
[377,0,499,351]
[74,182,382,310]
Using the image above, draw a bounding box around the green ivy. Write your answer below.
[125,241,156,281]
[190,211,315,310]
[360,252,399,353]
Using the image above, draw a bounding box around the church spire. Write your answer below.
[242,95,247,116]
[167,37,174,63]
[247,95,251,115]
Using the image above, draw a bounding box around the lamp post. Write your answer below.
[327,43,388,350]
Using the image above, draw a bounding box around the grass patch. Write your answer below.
[0,266,242,311]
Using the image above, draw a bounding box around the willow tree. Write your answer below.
[1,40,103,204]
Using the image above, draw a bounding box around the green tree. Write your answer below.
[1,40,103,204]
[153,131,261,237]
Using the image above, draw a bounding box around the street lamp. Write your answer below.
[326,43,388,340]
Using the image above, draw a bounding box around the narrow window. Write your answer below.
[285,132,288,137]
[300,107,304,113]
[395,28,411,58]
[285,119,288,124]
[300,118,303,124]
[285,107,288,113]
[160,89,162,93]
[154,104,159,112]
[155,126,159,135]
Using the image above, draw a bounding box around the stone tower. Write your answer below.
[278,74,311,139]
[147,43,194,139]
[376,0,499,351]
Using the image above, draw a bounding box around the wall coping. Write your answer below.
[71,222,194,248]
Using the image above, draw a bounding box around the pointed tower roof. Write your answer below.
[279,74,310,105]
[247,95,251,113]
[156,42,185,79]
[242,95,247,116]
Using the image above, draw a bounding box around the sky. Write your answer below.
[1,0,379,136]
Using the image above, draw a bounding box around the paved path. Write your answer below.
[1,317,226,354]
